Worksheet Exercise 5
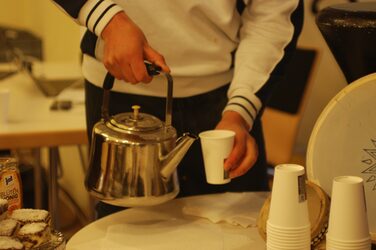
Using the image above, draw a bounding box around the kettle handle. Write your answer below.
[101,62,173,127]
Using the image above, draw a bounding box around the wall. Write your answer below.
[0,0,82,63]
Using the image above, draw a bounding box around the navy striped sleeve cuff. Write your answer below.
[223,90,262,130]
[78,0,123,37]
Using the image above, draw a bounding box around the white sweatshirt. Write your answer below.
[53,0,300,129]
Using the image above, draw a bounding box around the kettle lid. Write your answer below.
[109,105,163,132]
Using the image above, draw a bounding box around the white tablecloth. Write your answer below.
[67,192,269,250]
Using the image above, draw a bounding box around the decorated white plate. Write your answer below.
[306,73,376,241]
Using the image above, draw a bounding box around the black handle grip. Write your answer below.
[102,62,161,90]
[103,72,115,90]
[145,61,162,76]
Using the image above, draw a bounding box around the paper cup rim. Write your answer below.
[333,175,364,184]
[274,164,305,174]
[199,129,235,139]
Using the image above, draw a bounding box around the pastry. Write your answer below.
[9,209,50,226]
[0,219,19,237]
[0,236,24,250]
[17,222,50,249]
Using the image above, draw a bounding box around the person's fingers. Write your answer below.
[108,67,124,80]
[103,55,124,80]
[229,138,258,178]
[101,12,169,84]
[144,46,170,73]
[130,59,153,83]
[103,44,167,83]
[121,64,138,84]
[224,135,245,171]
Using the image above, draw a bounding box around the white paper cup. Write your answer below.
[267,230,311,241]
[266,164,311,250]
[326,176,371,249]
[267,223,310,236]
[0,89,10,124]
[267,235,311,250]
[326,235,371,250]
[267,221,311,250]
[327,238,371,250]
[199,130,235,184]
[268,164,310,228]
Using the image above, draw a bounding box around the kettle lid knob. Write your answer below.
[132,105,141,120]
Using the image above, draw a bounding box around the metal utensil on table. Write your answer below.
[85,62,197,207]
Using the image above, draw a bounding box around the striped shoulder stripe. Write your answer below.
[93,4,116,34]
[230,95,258,114]
[78,0,123,36]
[224,93,262,129]
[86,0,103,27]
[226,102,255,122]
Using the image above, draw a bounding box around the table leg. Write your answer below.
[48,147,60,230]
[31,148,43,209]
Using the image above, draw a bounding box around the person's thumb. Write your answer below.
[144,46,170,73]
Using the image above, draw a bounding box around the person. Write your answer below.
[52,0,303,218]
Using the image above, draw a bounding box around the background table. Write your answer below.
[67,192,268,250]
[0,72,87,229]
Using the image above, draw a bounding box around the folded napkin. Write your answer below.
[101,219,224,250]
[182,192,268,228]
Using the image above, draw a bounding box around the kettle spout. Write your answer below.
[160,132,198,180]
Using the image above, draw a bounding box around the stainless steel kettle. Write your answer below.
[85,64,197,207]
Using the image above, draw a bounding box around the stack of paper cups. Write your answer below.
[326,176,371,250]
[266,164,311,250]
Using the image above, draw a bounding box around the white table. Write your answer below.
[0,72,87,229]
[67,192,268,250]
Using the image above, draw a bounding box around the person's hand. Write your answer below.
[215,111,258,178]
[101,11,170,83]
